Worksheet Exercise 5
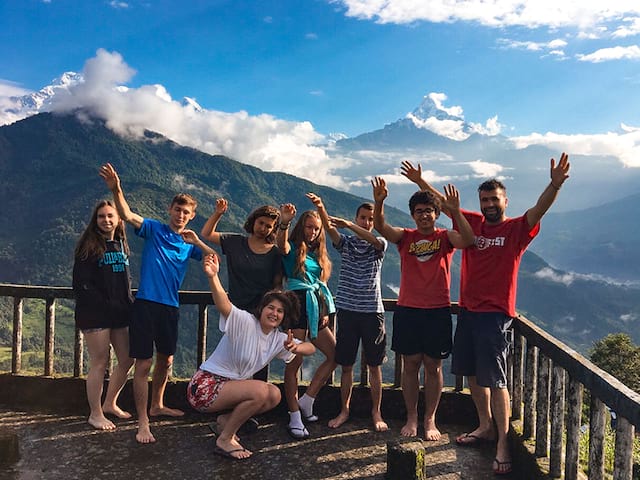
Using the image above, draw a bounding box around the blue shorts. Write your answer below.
[391,306,452,359]
[334,309,387,367]
[451,308,513,388]
[129,299,179,359]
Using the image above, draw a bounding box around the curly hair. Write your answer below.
[255,289,301,331]
[287,210,331,282]
[243,205,280,243]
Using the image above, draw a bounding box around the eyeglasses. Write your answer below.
[413,208,436,216]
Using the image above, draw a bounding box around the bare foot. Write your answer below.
[136,423,156,444]
[149,406,184,417]
[213,415,241,443]
[328,411,349,429]
[424,418,441,441]
[102,404,132,419]
[400,419,418,437]
[88,415,116,430]
[372,412,388,432]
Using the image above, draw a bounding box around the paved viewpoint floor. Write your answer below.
[0,408,513,480]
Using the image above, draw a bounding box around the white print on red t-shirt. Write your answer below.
[408,238,441,262]
[474,236,505,250]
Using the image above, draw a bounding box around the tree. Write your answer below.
[589,333,640,393]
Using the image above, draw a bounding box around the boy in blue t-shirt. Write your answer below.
[100,163,214,444]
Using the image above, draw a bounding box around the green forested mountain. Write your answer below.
[1,112,639,377]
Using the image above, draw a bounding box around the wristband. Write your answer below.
[550,182,561,190]
[279,222,291,230]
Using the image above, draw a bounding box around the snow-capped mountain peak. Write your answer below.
[409,92,464,122]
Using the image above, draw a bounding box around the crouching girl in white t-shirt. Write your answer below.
[187,253,315,460]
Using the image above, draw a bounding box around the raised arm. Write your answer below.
[441,184,475,248]
[200,198,228,245]
[181,229,216,256]
[371,176,404,244]
[306,192,340,245]
[276,203,296,255]
[203,253,232,317]
[284,329,316,356]
[400,161,450,216]
[330,216,385,250]
[99,163,144,229]
[526,152,571,228]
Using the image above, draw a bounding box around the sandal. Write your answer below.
[493,458,512,475]
[286,425,309,440]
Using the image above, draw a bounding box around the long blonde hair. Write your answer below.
[288,210,331,282]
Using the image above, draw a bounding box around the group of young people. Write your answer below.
[72,153,570,471]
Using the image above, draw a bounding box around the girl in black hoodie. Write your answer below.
[73,200,134,430]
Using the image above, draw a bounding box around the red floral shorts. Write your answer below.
[187,369,230,412]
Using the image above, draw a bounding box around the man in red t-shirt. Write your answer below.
[402,153,570,475]
[371,177,474,441]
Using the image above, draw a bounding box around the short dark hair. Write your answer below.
[408,191,440,215]
[255,290,301,330]
[478,179,506,193]
[355,202,374,217]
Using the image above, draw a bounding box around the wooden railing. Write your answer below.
[1,283,639,478]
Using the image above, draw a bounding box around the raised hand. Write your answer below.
[441,184,461,213]
[279,203,297,223]
[203,253,220,277]
[215,198,228,215]
[181,229,199,244]
[371,176,388,203]
[400,161,423,185]
[306,192,324,210]
[550,152,570,189]
[99,163,121,191]
[329,216,349,229]
[284,329,297,352]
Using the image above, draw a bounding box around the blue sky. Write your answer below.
[2,1,640,189]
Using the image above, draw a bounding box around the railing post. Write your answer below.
[549,366,565,478]
[613,416,634,480]
[197,303,208,367]
[588,396,606,480]
[44,297,56,376]
[73,328,83,378]
[523,344,538,438]
[535,354,551,457]
[359,343,369,386]
[393,353,403,389]
[11,297,23,374]
[565,376,583,480]
[511,331,524,421]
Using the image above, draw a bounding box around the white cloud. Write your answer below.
[534,267,640,287]
[612,17,640,38]
[466,159,504,178]
[428,92,463,117]
[577,45,640,62]
[305,32,319,40]
[36,49,345,188]
[333,1,640,30]
[0,79,32,97]
[109,1,128,8]
[497,37,568,59]
[620,313,638,322]
[511,127,640,168]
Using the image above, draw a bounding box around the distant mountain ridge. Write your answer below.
[0,111,639,362]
